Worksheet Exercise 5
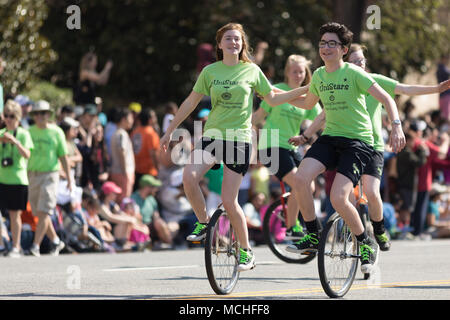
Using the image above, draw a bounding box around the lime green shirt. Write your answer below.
[258,82,322,150]
[0,127,34,185]
[193,61,273,143]
[28,124,68,172]
[309,63,375,146]
[366,73,398,152]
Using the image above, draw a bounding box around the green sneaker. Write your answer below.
[359,237,379,274]
[375,232,391,251]
[186,222,207,242]
[285,220,304,240]
[237,248,255,272]
[285,232,319,254]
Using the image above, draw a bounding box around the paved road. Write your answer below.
[0,239,449,300]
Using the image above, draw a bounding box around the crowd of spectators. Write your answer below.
[0,49,449,258]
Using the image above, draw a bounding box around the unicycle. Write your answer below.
[263,181,316,264]
[317,212,360,298]
[204,205,240,295]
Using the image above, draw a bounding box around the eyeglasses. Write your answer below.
[319,40,343,48]
[3,114,16,119]
[349,58,367,65]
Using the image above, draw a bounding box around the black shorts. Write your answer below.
[197,137,251,176]
[363,150,384,180]
[0,183,28,211]
[258,147,302,180]
[304,135,374,187]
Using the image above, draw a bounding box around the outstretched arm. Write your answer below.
[263,85,310,107]
[367,82,405,153]
[160,90,204,152]
[395,79,450,96]
[288,91,320,110]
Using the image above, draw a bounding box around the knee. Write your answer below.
[182,169,200,186]
[221,195,238,212]
[365,188,381,204]
[293,172,312,190]
[330,191,347,211]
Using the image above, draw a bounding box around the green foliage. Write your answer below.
[0,0,57,95]
[362,0,449,80]
[22,80,73,110]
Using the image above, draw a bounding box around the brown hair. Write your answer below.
[283,55,313,86]
[319,22,353,58]
[346,43,367,61]
[215,23,252,63]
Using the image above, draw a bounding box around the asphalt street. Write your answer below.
[0,239,449,301]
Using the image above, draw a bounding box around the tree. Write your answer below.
[0,0,56,96]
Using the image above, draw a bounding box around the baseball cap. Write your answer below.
[14,95,30,107]
[139,175,162,188]
[30,100,52,114]
[197,108,210,119]
[101,181,122,195]
[84,104,98,115]
[129,102,142,113]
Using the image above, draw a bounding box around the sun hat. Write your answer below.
[30,100,52,114]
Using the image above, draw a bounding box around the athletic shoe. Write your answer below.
[375,231,391,251]
[49,240,65,256]
[285,221,304,240]
[186,222,207,242]
[237,248,255,272]
[30,245,41,257]
[359,237,379,274]
[7,248,21,258]
[285,232,319,254]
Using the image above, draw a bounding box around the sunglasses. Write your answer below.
[33,111,49,116]
[3,114,16,119]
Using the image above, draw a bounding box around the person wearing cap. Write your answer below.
[0,100,34,257]
[110,108,135,203]
[131,108,160,190]
[14,95,34,129]
[27,100,72,257]
[98,181,137,248]
[131,174,172,246]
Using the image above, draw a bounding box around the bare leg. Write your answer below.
[292,158,325,223]
[362,174,383,222]
[221,166,250,249]
[182,149,215,223]
[330,173,365,235]
[9,210,22,250]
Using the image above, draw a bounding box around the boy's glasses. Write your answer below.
[319,40,343,48]
[3,114,16,119]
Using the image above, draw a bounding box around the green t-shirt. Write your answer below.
[366,73,398,152]
[204,163,223,195]
[258,82,322,150]
[28,124,68,172]
[193,61,273,143]
[131,191,158,224]
[0,127,34,185]
[309,63,375,146]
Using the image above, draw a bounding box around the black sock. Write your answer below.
[305,219,320,234]
[371,219,385,235]
[355,231,368,242]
